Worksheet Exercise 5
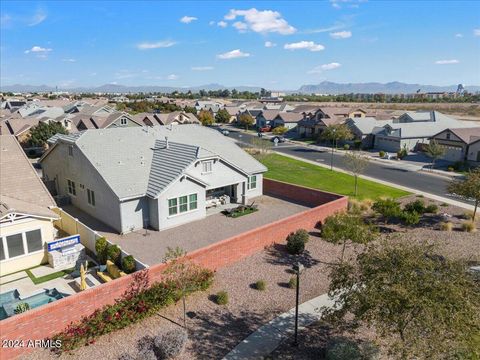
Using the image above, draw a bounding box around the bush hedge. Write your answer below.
[215,291,229,305]
[286,229,309,255]
[107,244,122,266]
[95,237,108,265]
[255,280,266,291]
[122,255,136,274]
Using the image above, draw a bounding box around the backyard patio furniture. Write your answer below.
[97,260,127,283]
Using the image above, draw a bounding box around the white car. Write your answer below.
[221,129,230,136]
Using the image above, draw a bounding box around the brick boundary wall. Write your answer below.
[0,179,347,359]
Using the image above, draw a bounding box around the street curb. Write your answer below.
[275,152,474,211]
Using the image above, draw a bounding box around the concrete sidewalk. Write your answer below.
[223,293,334,360]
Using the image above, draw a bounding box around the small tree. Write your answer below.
[425,140,445,170]
[371,198,401,224]
[95,237,108,265]
[238,113,255,130]
[198,110,214,126]
[323,240,480,359]
[28,121,68,147]
[286,229,310,254]
[448,168,480,221]
[321,212,377,262]
[321,124,354,170]
[343,151,369,197]
[215,108,231,123]
[249,137,270,160]
[272,126,288,135]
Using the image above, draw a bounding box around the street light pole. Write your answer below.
[292,262,304,347]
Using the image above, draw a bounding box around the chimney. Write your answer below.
[165,136,169,149]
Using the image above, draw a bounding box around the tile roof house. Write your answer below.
[0,135,60,275]
[41,125,267,234]
[255,110,280,128]
[430,127,480,163]
[272,112,305,130]
[134,111,200,126]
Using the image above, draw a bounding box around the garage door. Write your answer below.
[375,136,400,152]
[440,145,463,162]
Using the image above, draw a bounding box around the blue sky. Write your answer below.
[1,0,479,89]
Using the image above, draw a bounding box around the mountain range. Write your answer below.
[1,81,479,94]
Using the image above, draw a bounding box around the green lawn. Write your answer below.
[26,267,74,285]
[260,153,410,200]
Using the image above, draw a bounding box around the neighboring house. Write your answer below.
[372,111,477,152]
[346,117,393,148]
[41,125,267,234]
[256,110,279,128]
[74,111,142,130]
[224,106,241,123]
[272,112,305,130]
[1,100,27,111]
[0,135,60,275]
[429,127,480,163]
[194,101,223,115]
[134,112,200,126]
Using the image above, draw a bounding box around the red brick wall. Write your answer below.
[0,180,347,359]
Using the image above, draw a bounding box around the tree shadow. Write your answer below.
[264,243,320,269]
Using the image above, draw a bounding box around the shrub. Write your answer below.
[286,229,309,254]
[343,144,350,150]
[425,204,438,214]
[122,255,136,274]
[255,280,266,291]
[404,199,426,214]
[379,151,385,158]
[288,276,297,289]
[272,126,288,135]
[107,244,122,266]
[447,166,454,172]
[95,237,108,265]
[439,222,453,231]
[14,302,30,314]
[372,198,401,222]
[153,328,188,359]
[461,221,477,233]
[215,291,229,305]
[353,140,362,150]
[399,211,420,226]
[463,211,474,220]
[326,337,362,360]
[397,147,408,160]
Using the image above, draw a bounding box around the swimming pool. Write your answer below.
[0,288,65,320]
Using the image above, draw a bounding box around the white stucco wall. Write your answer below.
[120,197,149,233]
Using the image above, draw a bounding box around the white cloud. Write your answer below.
[284,41,324,52]
[217,49,251,60]
[308,62,342,73]
[455,33,463,38]
[167,74,178,80]
[264,41,276,48]
[233,21,248,32]
[330,0,367,9]
[224,8,296,35]
[62,58,76,62]
[474,29,480,37]
[28,9,47,26]
[330,30,352,39]
[191,66,214,71]
[180,16,197,24]
[136,40,176,50]
[217,20,228,28]
[435,59,459,65]
[24,46,52,54]
[209,21,215,26]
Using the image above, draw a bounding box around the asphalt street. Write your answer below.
[224,128,472,205]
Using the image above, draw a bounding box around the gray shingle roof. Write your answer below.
[146,140,198,197]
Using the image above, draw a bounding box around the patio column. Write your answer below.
[241,181,248,205]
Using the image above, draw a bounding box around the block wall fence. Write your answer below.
[0,179,347,359]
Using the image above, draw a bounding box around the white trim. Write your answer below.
[0,213,57,224]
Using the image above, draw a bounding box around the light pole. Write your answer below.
[292,262,305,347]
[330,128,337,171]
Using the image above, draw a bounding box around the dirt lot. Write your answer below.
[23,196,479,360]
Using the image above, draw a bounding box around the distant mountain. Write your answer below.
[297,81,480,94]
[0,83,262,94]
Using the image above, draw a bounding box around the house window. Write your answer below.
[67,179,76,196]
[6,233,24,258]
[189,194,198,210]
[68,145,73,156]
[120,117,128,126]
[446,133,451,140]
[0,240,4,261]
[248,175,257,190]
[179,196,188,213]
[26,229,43,253]
[202,161,213,173]
[168,193,198,216]
[168,198,178,216]
[87,189,96,206]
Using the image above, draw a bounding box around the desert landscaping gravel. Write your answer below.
[22,195,479,360]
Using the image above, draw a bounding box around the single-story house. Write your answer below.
[134,112,200,126]
[430,127,480,163]
[41,125,267,234]
[74,111,142,130]
[345,117,393,148]
[272,112,305,130]
[224,106,241,123]
[256,110,280,128]
[0,135,60,275]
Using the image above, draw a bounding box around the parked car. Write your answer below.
[221,129,230,136]
[259,126,272,133]
[271,136,286,143]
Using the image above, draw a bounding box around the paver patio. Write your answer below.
[63,195,310,266]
